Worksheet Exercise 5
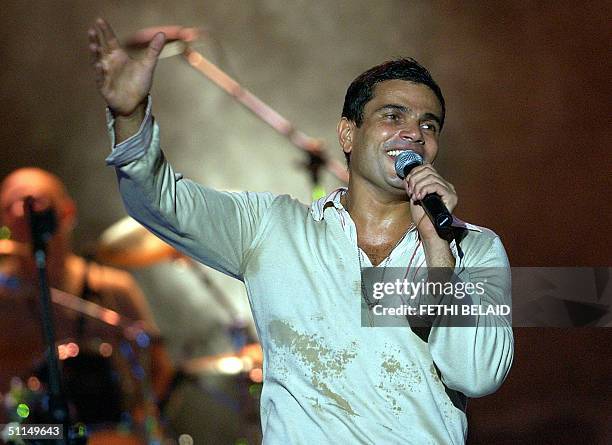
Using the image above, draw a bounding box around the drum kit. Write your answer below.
[1,216,263,444]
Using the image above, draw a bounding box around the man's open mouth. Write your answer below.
[386,149,410,158]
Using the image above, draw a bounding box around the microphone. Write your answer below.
[24,196,57,254]
[394,151,453,240]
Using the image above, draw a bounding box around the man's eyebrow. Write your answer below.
[374,104,442,126]
[422,112,442,127]
[374,104,408,114]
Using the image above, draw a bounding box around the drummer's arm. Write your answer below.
[149,340,174,400]
[105,96,275,280]
[115,271,174,399]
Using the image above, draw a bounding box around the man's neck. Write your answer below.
[342,178,414,236]
[341,178,415,266]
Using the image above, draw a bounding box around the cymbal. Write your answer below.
[97,216,181,268]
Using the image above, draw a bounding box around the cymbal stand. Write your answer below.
[182,258,251,350]
[180,45,349,184]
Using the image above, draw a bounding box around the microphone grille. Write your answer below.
[394,150,423,179]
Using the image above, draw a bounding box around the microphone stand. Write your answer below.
[25,198,86,445]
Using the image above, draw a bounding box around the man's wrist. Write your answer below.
[113,100,147,145]
[422,237,455,268]
[112,100,146,120]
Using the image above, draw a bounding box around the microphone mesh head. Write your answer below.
[394,151,423,179]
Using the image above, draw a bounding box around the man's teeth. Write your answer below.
[387,150,408,156]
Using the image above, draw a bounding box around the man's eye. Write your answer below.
[384,113,399,120]
[421,123,438,132]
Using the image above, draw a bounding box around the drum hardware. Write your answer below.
[1,293,165,445]
[96,217,263,442]
[96,217,181,269]
[1,279,162,443]
[160,343,263,444]
[179,343,262,378]
[97,216,252,349]
[123,25,349,184]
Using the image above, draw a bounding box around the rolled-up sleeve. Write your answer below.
[105,97,275,280]
[428,235,514,398]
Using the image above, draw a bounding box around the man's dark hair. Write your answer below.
[341,58,445,164]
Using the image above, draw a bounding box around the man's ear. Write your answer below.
[58,197,77,233]
[337,117,354,156]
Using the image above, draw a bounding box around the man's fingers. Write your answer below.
[94,20,108,49]
[88,43,100,64]
[87,28,98,45]
[88,27,104,58]
[145,32,166,63]
[411,173,448,190]
[412,178,447,199]
[94,61,105,75]
[99,19,120,50]
[409,163,436,177]
[414,180,448,200]
[408,170,456,200]
[407,168,441,192]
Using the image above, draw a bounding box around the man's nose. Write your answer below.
[398,122,424,144]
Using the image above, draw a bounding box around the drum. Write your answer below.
[3,339,153,445]
[88,430,143,445]
[34,341,126,424]
[162,344,263,444]
[0,288,159,444]
[0,241,163,443]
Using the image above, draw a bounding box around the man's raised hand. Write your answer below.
[88,18,166,117]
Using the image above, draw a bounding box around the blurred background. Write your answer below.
[0,0,610,443]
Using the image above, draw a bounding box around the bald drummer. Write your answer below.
[0,167,172,426]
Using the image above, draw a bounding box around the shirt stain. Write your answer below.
[430,364,440,381]
[269,319,358,415]
[428,363,458,423]
[310,313,325,321]
[377,346,423,416]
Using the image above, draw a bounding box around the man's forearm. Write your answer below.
[114,101,146,144]
[423,237,455,268]
[426,235,514,397]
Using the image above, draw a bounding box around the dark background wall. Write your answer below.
[1,1,610,443]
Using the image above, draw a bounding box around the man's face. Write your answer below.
[0,170,70,243]
[340,79,443,194]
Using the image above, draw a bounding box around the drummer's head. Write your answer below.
[0,167,77,244]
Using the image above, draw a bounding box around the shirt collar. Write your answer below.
[309,186,481,232]
[310,187,347,221]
